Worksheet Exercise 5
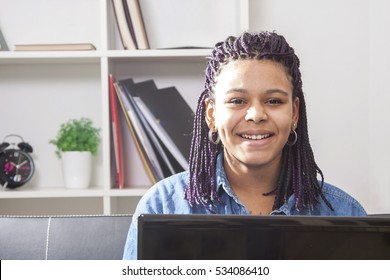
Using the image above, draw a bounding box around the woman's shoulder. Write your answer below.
[152,171,189,193]
[320,182,367,216]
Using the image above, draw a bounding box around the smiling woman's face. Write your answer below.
[205,59,299,169]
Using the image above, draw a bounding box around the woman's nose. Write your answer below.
[245,103,267,123]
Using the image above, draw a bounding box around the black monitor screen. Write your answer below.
[137,214,390,260]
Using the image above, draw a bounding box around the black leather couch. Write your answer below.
[3,213,389,260]
[0,215,132,260]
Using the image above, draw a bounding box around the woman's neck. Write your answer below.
[223,150,282,215]
[223,152,281,194]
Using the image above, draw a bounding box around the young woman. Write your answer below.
[123,31,366,259]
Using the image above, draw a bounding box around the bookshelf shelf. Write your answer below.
[0,51,102,58]
[0,0,249,215]
[0,187,148,199]
[0,55,101,65]
[0,187,106,199]
[107,48,212,58]
[0,49,210,60]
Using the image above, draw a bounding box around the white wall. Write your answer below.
[250,0,390,214]
[368,0,390,214]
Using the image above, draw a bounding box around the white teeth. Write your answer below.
[241,134,270,140]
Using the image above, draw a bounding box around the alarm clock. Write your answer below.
[0,134,35,189]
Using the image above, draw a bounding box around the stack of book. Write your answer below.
[109,74,194,187]
[112,0,149,50]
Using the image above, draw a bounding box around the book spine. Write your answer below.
[109,74,124,189]
[111,0,137,50]
[122,0,138,49]
[127,0,150,49]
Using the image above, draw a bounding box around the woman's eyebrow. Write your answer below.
[264,88,290,96]
[225,88,248,95]
[225,88,290,96]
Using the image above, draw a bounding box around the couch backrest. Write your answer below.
[0,215,132,260]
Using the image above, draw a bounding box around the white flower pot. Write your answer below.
[62,151,92,189]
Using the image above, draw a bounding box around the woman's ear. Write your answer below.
[205,97,216,129]
[292,97,300,125]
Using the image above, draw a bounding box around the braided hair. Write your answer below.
[184,31,333,212]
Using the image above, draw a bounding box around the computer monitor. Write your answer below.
[137,214,390,260]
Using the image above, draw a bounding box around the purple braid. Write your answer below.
[184,90,219,207]
[185,31,333,211]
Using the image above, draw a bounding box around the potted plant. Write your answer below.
[50,117,100,189]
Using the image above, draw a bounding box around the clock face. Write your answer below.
[0,149,34,188]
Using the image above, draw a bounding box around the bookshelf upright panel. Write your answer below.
[0,0,251,215]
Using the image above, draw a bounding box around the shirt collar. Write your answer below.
[215,152,227,193]
[215,152,240,201]
[214,151,301,216]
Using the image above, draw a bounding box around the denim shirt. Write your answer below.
[123,154,366,259]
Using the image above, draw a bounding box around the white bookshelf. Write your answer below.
[0,0,249,215]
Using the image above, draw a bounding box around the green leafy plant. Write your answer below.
[50,118,101,158]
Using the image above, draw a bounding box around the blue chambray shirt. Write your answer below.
[123,153,367,259]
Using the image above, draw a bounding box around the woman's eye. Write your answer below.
[266,99,282,105]
[229,98,246,105]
